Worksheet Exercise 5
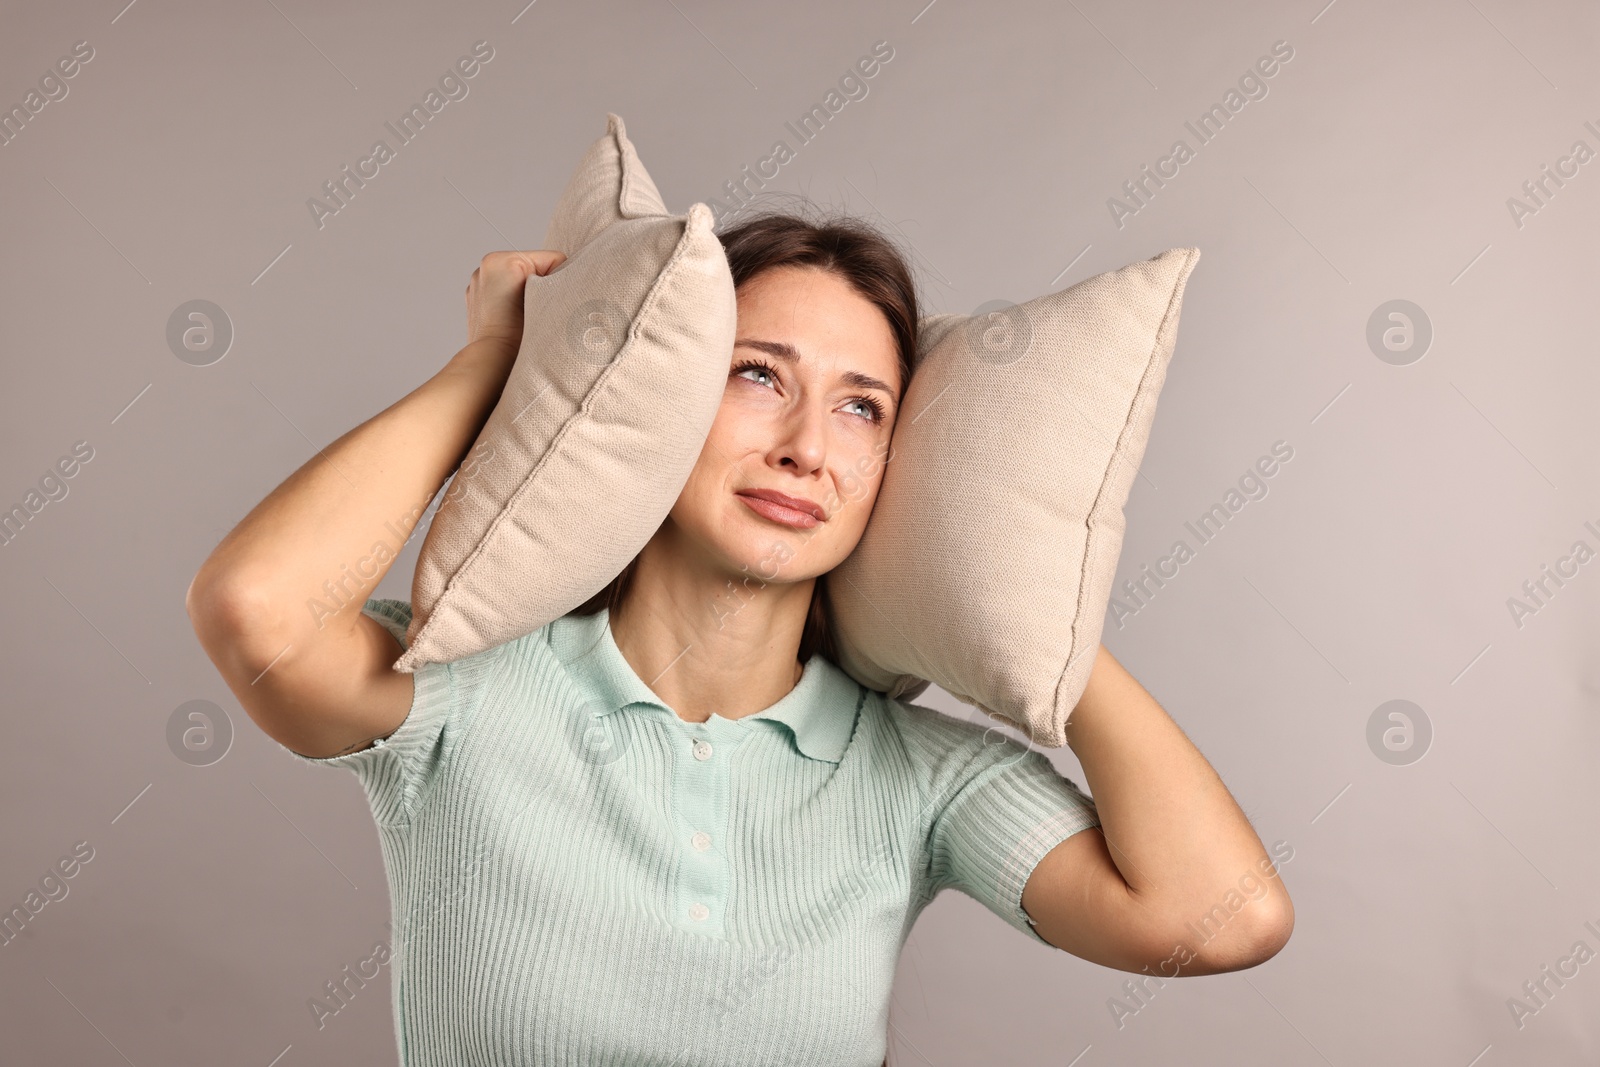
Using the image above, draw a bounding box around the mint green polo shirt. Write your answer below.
[285,597,1100,1066]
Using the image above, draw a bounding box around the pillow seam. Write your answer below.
[405,215,712,659]
[1053,250,1198,740]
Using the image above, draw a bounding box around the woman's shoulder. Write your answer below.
[866,689,1036,773]
[876,690,1016,746]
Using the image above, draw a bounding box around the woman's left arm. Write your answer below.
[1020,643,1295,975]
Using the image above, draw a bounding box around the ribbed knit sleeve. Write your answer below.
[904,702,1101,945]
[278,598,505,829]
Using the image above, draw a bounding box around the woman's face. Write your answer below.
[666,264,902,590]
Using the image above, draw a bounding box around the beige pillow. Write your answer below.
[824,248,1201,747]
[394,113,736,672]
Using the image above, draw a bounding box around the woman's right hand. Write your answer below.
[465,249,568,349]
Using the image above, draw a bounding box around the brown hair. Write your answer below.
[569,205,921,665]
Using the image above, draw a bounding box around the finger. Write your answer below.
[508,249,566,278]
[534,250,568,275]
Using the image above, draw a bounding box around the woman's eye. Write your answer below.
[734,364,777,389]
[845,397,885,424]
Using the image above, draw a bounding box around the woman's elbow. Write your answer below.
[1191,896,1295,974]
[1243,900,1295,966]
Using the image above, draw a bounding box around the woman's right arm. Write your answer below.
[185,250,564,759]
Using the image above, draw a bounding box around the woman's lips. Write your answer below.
[736,491,823,530]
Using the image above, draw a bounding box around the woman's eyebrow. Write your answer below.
[734,337,899,404]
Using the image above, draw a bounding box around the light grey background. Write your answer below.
[3,0,1597,1063]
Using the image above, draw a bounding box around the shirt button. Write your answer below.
[692,739,713,761]
[691,831,711,852]
[689,903,710,922]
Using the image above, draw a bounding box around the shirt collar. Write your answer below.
[546,607,862,764]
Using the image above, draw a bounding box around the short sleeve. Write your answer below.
[278,597,504,828]
[910,705,1101,945]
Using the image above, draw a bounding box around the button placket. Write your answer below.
[672,719,741,937]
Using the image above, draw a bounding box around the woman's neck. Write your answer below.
[607,540,814,724]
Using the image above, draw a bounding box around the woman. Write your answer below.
[187,211,1293,1065]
